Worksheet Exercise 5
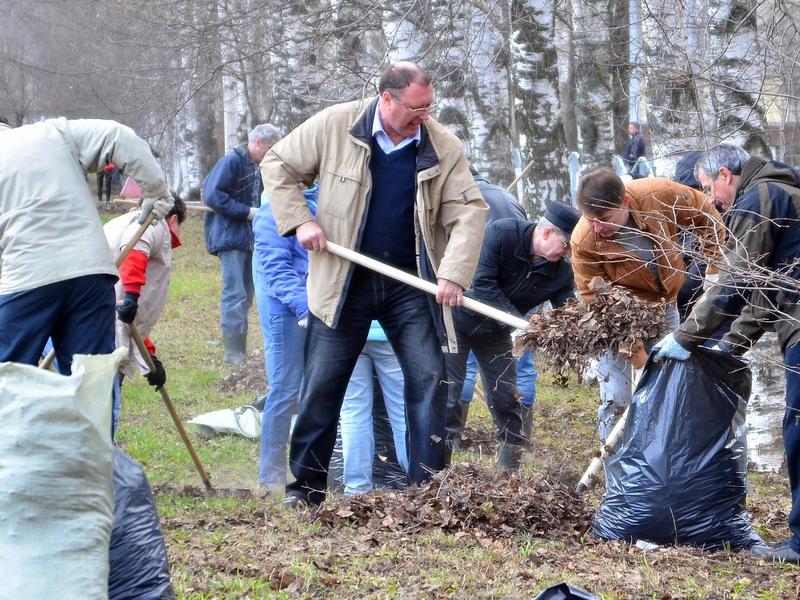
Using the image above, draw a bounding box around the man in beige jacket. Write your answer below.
[262,62,488,507]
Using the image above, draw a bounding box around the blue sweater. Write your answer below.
[359,141,417,269]
[252,187,318,318]
[203,144,262,255]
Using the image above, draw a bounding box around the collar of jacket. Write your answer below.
[348,97,440,172]
[734,156,768,203]
[512,220,537,262]
[233,143,252,164]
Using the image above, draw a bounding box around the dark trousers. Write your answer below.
[97,170,113,202]
[444,329,524,445]
[783,342,800,549]
[286,268,447,504]
[0,274,117,375]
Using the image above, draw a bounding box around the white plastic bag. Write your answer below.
[0,349,125,600]
[188,405,262,440]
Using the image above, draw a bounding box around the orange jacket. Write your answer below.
[571,177,724,304]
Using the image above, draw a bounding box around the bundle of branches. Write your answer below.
[515,277,667,381]
[314,462,592,540]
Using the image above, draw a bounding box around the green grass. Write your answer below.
[113,215,800,599]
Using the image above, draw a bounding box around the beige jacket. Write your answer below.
[0,118,168,294]
[261,98,487,349]
[104,211,172,377]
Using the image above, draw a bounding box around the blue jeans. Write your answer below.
[254,272,305,486]
[340,340,408,495]
[286,268,447,504]
[597,304,680,439]
[218,249,254,335]
[783,341,800,550]
[0,274,116,375]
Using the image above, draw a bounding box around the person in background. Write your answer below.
[0,118,172,375]
[339,321,408,495]
[623,122,647,178]
[203,123,282,366]
[97,159,117,203]
[252,184,316,495]
[262,61,487,507]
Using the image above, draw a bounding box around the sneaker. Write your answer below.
[253,482,281,500]
[771,540,800,564]
[282,492,309,510]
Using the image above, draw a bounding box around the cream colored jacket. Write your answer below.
[0,119,168,294]
[261,98,487,349]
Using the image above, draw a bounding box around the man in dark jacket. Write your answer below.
[203,123,282,365]
[654,143,800,563]
[623,122,646,178]
[446,201,580,470]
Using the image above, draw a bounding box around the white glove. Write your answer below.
[139,196,174,224]
[297,316,308,328]
[248,207,258,221]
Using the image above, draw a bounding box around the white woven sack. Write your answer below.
[0,348,125,600]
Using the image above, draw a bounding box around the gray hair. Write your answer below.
[535,217,567,239]
[694,143,750,179]
[249,123,282,145]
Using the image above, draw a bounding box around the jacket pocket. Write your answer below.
[319,166,362,220]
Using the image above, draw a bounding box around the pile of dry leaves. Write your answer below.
[315,462,593,540]
[216,351,267,394]
[515,277,666,381]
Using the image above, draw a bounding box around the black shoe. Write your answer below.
[282,492,309,510]
[771,540,800,564]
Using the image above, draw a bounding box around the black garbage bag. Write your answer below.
[109,448,175,600]
[591,346,764,550]
[328,372,407,492]
[533,582,599,600]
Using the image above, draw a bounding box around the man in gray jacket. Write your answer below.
[262,62,487,507]
[0,118,172,375]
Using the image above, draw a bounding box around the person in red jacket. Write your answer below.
[104,194,185,429]
[97,159,117,203]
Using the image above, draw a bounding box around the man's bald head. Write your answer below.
[378,62,432,94]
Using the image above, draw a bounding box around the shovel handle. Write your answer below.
[128,323,213,490]
[325,242,530,331]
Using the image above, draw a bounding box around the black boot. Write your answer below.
[497,443,523,472]
[222,332,247,366]
[521,404,533,449]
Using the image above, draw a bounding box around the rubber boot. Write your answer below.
[521,404,533,449]
[223,331,247,366]
[497,443,523,472]
[450,402,470,453]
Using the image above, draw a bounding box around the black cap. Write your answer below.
[543,201,581,241]
[675,151,703,190]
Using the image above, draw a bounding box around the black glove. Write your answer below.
[116,292,140,324]
[145,355,167,390]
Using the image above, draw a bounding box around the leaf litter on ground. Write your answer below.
[314,462,594,540]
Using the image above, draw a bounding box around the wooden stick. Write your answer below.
[112,198,212,212]
[325,242,530,330]
[575,406,629,494]
[39,212,155,370]
[128,323,213,490]
[506,158,537,192]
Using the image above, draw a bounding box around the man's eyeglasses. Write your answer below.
[389,92,438,114]
[702,172,720,196]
